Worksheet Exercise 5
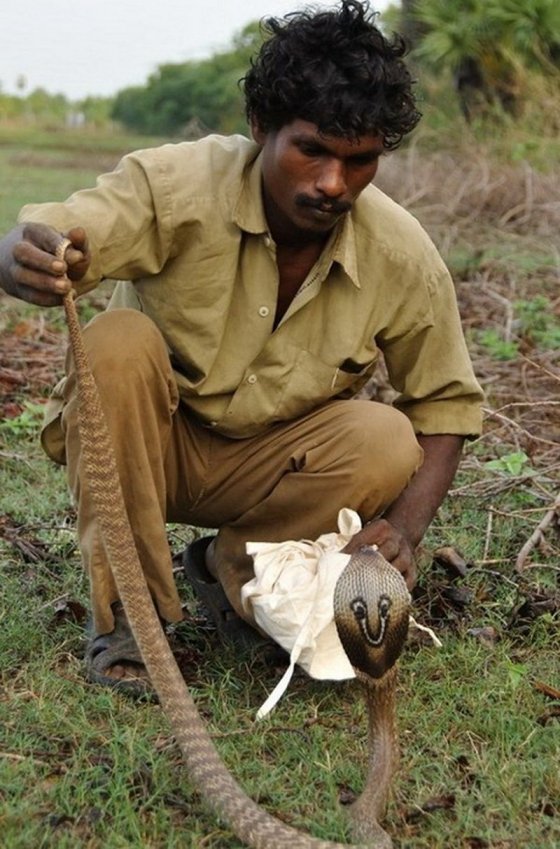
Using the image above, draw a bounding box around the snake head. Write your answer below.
[333,546,411,679]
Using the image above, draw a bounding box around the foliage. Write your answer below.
[78,96,113,128]
[413,0,560,69]
[0,20,264,136]
[0,401,45,439]
[475,295,560,361]
[0,87,67,125]
[515,295,560,350]
[408,0,560,118]
[484,450,531,475]
[111,22,263,136]
[0,88,113,130]
[477,328,519,361]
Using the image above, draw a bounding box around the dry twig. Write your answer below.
[516,490,560,572]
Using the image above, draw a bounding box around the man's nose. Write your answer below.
[316,158,346,197]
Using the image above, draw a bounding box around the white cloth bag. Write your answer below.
[241,508,362,718]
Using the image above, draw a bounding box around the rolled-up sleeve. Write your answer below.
[380,264,483,438]
[18,149,174,295]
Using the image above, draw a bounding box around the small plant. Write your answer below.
[514,295,560,350]
[477,328,519,361]
[506,660,529,690]
[484,450,531,476]
[477,296,560,359]
[0,400,45,439]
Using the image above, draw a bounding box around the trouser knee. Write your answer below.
[77,309,167,383]
[62,307,178,450]
[337,401,423,508]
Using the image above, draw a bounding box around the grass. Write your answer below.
[1,124,559,849]
[0,124,167,233]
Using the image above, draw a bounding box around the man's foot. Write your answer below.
[84,603,153,698]
[183,536,270,650]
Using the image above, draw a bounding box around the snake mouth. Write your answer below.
[351,595,391,647]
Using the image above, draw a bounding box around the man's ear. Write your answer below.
[250,117,267,146]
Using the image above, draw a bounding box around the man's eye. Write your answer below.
[299,144,324,157]
[350,155,379,167]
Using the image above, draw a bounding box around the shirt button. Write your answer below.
[208,421,218,427]
[247,374,258,384]
[263,235,271,247]
[258,306,270,317]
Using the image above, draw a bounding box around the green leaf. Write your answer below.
[484,451,531,476]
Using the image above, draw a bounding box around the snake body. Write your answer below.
[59,240,411,848]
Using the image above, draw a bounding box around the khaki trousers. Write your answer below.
[60,310,423,635]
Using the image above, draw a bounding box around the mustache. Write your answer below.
[295,193,351,215]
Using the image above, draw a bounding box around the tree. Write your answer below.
[399,0,427,50]
[111,21,265,136]
[411,0,560,119]
[79,96,113,128]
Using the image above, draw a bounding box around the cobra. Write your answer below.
[58,238,412,849]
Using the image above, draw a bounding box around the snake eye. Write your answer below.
[351,598,367,621]
[378,595,392,618]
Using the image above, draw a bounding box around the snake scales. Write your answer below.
[57,238,411,848]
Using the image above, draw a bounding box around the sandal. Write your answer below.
[182,536,269,650]
[84,602,154,699]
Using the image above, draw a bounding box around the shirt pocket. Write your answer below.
[273,348,379,421]
[334,355,380,399]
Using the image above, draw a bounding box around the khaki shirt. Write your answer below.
[20,133,483,449]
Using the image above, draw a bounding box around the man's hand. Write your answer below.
[0,222,90,307]
[342,517,417,589]
[343,434,466,591]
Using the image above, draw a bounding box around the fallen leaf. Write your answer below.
[405,793,456,822]
[467,626,500,646]
[47,813,73,829]
[533,680,560,701]
[0,515,54,563]
[433,546,470,578]
[338,783,357,806]
[454,753,480,789]
[443,586,474,608]
[537,706,560,726]
[508,591,560,628]
[52,598,88,626]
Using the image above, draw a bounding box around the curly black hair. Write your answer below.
[243,0,421,150]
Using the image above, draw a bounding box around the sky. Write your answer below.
[2,0,389,102]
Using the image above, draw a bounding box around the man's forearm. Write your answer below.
[382,433,464,548]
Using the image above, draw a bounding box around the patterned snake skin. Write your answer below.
[58,239,411,848]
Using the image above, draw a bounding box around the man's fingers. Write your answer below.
[21,222,63,255]
[376,538,401,562]
[11,262,71,295]
[64,245,85,265]
[10,280,64,307]
[12,223,89,293]
[12,238,66,276]
[66,226,88,252]
[391,554,416,590]
[63,227,90,281]
[18,222,87,272]
[342,518,417,589]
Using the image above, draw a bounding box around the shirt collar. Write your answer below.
[233,150,269,234]
[330,212,360,289]
[234,149,361,289]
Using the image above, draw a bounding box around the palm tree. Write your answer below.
[411,0,560,119]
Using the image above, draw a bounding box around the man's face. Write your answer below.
[253,118,384,243]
